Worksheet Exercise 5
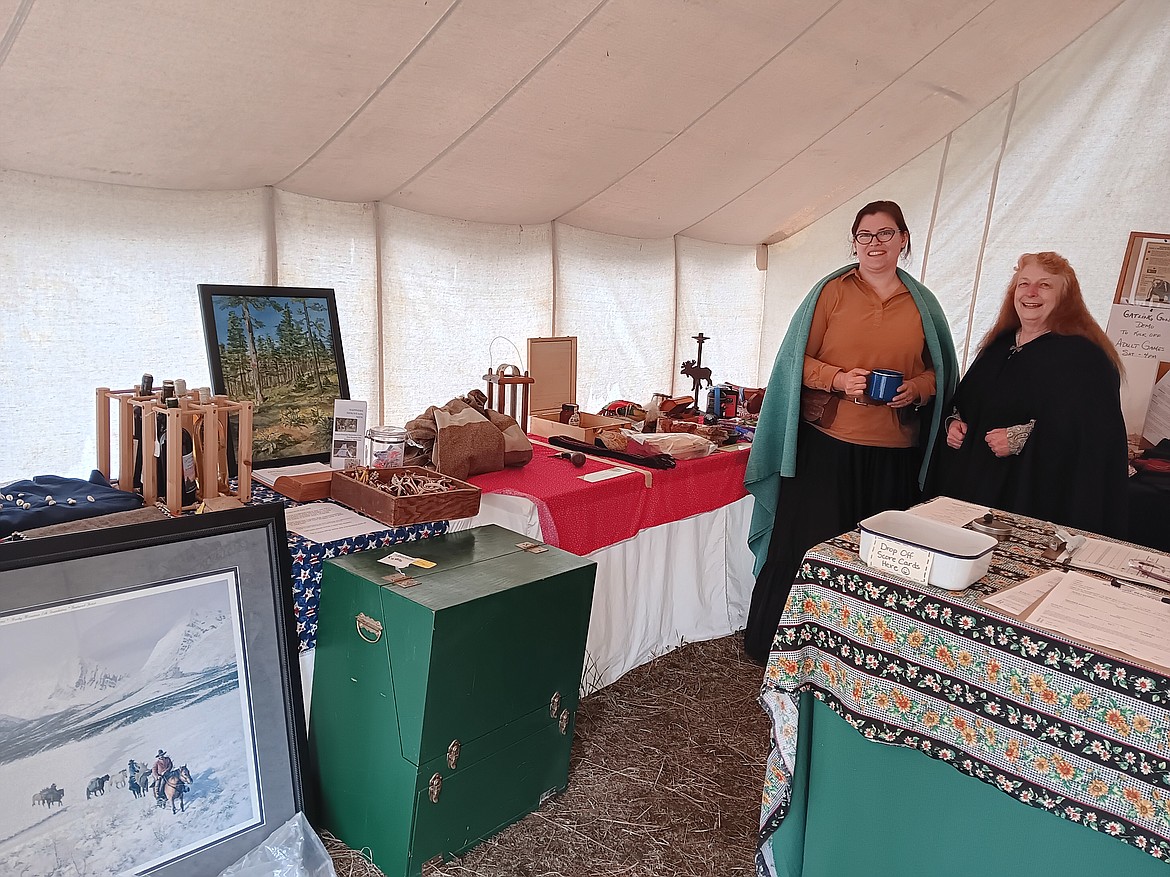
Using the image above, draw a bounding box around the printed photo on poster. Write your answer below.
[1117,233,1170,308]
[0,573,260,875]
[331,399,368,469]
[0,507,305,877]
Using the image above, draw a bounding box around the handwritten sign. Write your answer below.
[1106,304,1170,361]
[864,536,933,585]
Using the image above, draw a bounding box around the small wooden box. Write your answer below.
[269,471,333,503]
[330,467,481,526]
[528,411,632,444]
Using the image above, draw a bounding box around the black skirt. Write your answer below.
[743,422,922,663]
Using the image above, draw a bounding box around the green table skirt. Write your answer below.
[770,693,1168,877]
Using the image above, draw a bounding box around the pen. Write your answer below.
[1128,560,1170,586]
[1108,578,1170,604]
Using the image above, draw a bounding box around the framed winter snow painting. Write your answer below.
[198,284,350,469]
[0,504,306,876]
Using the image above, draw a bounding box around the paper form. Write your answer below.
[284,502,386,543]
[980,569,1064,616]
[907,496,988,528]
[1027,572,1170,669]
[1068,538,1170,592]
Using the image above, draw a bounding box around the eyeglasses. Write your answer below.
[853,228,899,245]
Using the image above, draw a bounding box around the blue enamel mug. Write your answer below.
[866,369,903,403]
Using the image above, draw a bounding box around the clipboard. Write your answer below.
[982,573,1170,676]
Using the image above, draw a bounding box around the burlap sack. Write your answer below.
[404,391,533,480]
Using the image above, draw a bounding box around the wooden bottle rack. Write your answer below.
[96,387,254,515]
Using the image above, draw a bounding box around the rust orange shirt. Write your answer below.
[802,268,936,448]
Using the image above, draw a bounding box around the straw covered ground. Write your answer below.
[323,634,769,877]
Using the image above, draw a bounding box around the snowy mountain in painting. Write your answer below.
[1,609,242,763]
[58,656,124,697]
[18,656,124,714]
[134,608,236,682]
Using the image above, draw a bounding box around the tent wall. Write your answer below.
[3,0,1169,485]
[0,178,765,484]
[761,0,1170,378]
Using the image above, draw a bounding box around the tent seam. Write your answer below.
[275,0,465,187]
[758,250,769,387]
[670,236,680,395]
[374,202,386,422]
[683,0,999,241]
[0,0,34,71]
[379,0,612,203]
[550,221,560,337]
[553,0,846,227]
[962,82,1019,370]
[264,186,277,286]
[919,133,951,285]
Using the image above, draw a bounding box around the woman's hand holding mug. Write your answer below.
[887,381,919,409]
[833,367,870,399]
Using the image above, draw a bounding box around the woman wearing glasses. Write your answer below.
[931,252,1128,537]
[743,200,958,664]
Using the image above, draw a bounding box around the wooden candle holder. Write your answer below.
[96,387,254,515]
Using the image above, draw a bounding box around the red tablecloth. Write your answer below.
[468,444,749,556]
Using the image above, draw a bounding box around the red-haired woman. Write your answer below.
[933,252,1128,536]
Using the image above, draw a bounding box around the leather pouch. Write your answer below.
[800,388,838,427]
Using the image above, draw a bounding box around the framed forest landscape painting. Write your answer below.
[198,284,349,468]
[0,505,306,876]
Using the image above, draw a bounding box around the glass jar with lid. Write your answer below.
[365,426,407,469]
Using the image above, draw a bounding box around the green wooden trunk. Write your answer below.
[307,524,596,877]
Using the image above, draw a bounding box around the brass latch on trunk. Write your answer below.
[428,772,442,804]
[355,613,383,643]
[549,691,561,717]
[447,739,461,770]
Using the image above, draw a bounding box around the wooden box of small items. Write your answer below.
[331,466,481,527]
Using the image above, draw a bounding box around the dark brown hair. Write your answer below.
[978,251,1122,373]
[852,200,911,261]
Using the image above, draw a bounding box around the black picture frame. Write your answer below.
[198,284,350,469]
[0,505,307,876]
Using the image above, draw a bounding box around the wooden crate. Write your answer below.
[529,411,631,444]
[330,466,481,526]
[96,387,253,516]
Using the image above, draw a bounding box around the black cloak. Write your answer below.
[931,332,1128,538]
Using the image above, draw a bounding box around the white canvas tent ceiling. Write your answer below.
[0,0,1122,245]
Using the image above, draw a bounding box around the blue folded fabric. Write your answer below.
[0,471,145,538]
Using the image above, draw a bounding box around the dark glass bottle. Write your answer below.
[158,396,198,507]
[130,373,154,491]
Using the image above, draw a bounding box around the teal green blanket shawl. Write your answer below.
[744,265,958,575]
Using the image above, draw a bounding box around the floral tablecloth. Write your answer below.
[757,512,1170,874]
[247,484,448,651]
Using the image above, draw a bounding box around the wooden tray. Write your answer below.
[330,467,481,526]
[529,411,631,444]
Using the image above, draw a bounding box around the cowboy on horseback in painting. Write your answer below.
[152,749,173,802]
